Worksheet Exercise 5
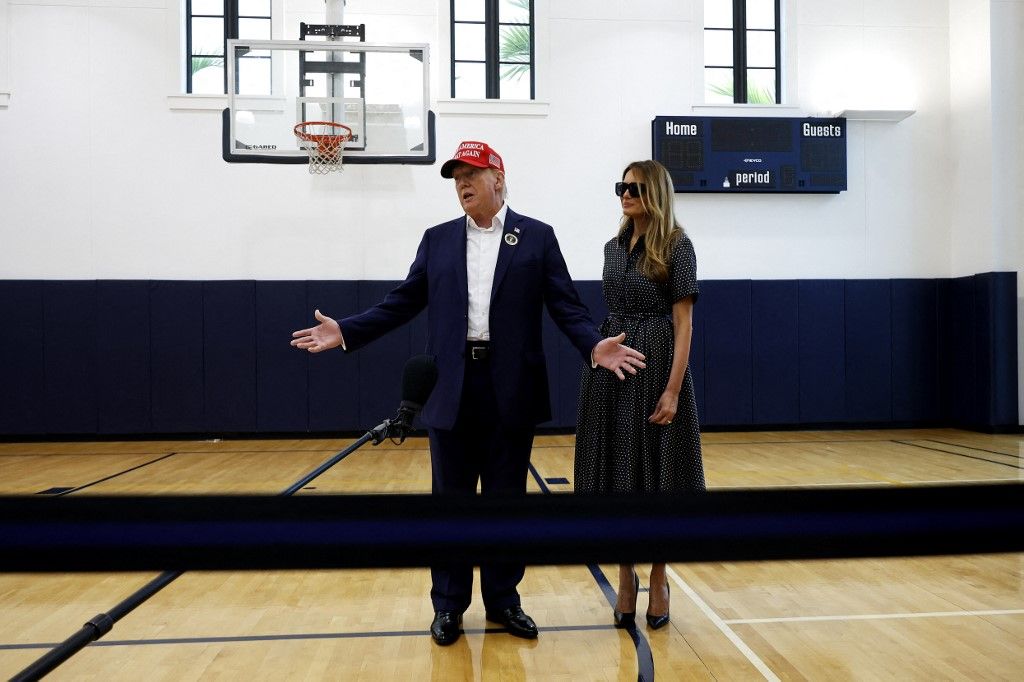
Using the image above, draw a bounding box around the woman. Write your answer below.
[575,160,706,630]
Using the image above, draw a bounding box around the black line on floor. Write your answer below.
[893,441,1024,471]
[925,439,1020,459]
[702,438,909,446]
[48,452,180,496]
[528,462,654,682]
[0,623,620,651]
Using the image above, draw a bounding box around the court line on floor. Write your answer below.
[528,462,655,682]
[44,452,180,496]
[724,608,1024,625]
[925,439,1021,460]
[702,438,932,446]
[894,441,1023,470]
[711,477,1018,489]
[666,566,779,682]
[0,623,620,651]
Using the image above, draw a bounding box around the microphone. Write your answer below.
[372,354,438,444]
[396,354,439,426]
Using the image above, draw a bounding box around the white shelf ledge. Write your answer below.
[691,103,804,115]
[435,98,549,117]
[836,109,915,122]
[0,92,10,108]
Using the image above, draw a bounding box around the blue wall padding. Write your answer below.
[0,274,1016,435]
[976,272,1018,426]
[891,280,938,422]
[947,276,979,426]
[554,281,607,427]
[355,281,418,428]
[0,281,45,434]
[96,281,151,433]
[203,282,258,432]
[935,278,955,422]
[150,281,205,432]
[798,280,846,423]
[702,281,754,425]
[256,282,309,432]
[306,282,360,431]
[844,280,893,423]
[44,281,98,434]
[751,280,800,425]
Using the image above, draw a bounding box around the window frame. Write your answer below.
[450,0,535,100]
[704,0,781,104]
[185,0,272,94]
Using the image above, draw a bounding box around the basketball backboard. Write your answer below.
[223,39,434,165]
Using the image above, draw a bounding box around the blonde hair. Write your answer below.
[617,160,681,283]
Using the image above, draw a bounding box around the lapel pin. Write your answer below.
[514,227,520,233]
[504,233,518,246]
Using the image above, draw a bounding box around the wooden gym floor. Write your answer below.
[0,428,1021,680]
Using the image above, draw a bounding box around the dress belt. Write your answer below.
[608,311,670,319]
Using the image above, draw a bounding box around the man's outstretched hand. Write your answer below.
[592,333,646,380]
[291,309,343,353]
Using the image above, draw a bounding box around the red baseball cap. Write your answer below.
[440,140,505,178]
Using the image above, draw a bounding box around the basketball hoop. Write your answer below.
[293,121,353,174]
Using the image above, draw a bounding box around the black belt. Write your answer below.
[465,341,490,360]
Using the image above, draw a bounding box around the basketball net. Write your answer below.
[294,121,352,175]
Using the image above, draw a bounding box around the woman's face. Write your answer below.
[620,169,647,220]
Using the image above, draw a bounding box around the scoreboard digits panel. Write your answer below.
[653,116,847,193]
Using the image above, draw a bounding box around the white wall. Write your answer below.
[0,0,9,98]
[0,0,995,282]
[949,0,1024,423]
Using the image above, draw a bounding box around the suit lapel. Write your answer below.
[449,217,469,312]
[490,208,523,304]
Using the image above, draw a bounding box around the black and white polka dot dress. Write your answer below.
[574,227,706,494]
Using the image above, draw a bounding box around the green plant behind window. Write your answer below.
[499,0,531,82]
[707,81,776,104]
[191,54,224,76]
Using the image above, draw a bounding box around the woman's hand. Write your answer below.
[649,389,679,425]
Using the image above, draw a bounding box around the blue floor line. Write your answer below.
[528,462,655,682]
[0,623,620,651]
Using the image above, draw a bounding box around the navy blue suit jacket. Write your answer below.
[340,209,602,430]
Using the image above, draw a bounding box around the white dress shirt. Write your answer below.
[465,203,508,341]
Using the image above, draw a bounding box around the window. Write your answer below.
[186,0,272,94]
[451,0,534,100]
[704,0,780,104]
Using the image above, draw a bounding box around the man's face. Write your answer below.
[452,164,504,220]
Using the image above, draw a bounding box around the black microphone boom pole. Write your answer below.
[12,355,438,682]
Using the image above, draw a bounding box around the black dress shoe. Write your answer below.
[613,572,640,628]
[430,611,462,646]
[485,605,538,639]
[646,581,670,630]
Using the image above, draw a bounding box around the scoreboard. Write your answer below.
[652,116,847,194]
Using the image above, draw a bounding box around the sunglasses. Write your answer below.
[614,182,646,198]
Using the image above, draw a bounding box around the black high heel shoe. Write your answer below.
[613,572,640,628]
[646,580,670,629]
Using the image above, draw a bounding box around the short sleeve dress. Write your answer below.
[574,227,706,494]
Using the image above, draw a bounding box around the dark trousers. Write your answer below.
[427,352,535,613]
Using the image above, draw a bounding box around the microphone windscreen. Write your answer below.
[401,354,439,408]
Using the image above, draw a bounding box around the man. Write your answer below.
[291,140,645,646]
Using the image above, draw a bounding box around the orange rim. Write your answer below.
[293,121,353,145]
